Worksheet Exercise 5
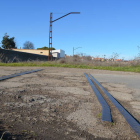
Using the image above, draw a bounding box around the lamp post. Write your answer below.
[73,47,82,56]
[49,12,80,61]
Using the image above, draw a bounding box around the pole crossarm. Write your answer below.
[70,12,80,14]
[49,12,80,60]
[73,47,82,56]
[52,12,80,23]
[74,47,82,51]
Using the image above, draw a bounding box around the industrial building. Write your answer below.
[52,49,65,58]
[12,49,49,56]
[12,49,65,59]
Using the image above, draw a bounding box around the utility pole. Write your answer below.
[73,47,82,56]
[49,12,80,61]
[49,12,53,61]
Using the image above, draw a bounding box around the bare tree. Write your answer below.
[23,41,34,49]
[110,52,119,60]
[137,46,140,60]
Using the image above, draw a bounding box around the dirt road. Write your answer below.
[0,67,139,140]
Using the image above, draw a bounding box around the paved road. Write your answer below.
[92,73,140,101]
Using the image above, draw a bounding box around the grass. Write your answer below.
[111,122,116,127]
[0,62,140,73]
[97,113,102,118]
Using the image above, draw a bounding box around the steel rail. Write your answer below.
[84,73,112,122]
[0,69,43,81]
[89,74,140,137]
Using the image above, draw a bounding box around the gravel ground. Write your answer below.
[0,67,140,140]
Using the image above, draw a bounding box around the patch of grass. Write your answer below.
[0,62,140,73]
[22,130,28,134]
[111,122,116,126]
[97,113,102,118]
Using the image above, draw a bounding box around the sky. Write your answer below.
[0,0,140,60]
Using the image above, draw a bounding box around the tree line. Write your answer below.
[0,33,55,50]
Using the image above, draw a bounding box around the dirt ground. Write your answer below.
[0,67,140,140]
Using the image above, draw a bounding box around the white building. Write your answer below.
[51,49,65,58]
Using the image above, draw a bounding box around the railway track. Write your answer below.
[0,69,43,81]
[0,69,140,138]
[84,73,140,138]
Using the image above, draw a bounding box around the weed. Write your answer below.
[22,130,28,133]
[0,59,140,73]
[111,122,116,126]
[97,113,102,118]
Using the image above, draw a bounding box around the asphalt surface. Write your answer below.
[92,74,140,101]
[0,67,140,139]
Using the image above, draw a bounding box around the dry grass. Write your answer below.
[0,54,140,73]
[57,57,140,67]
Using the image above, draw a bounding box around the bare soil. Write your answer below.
[0,67,139,140]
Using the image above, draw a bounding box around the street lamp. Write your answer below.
[73,47,82,56]
[49,12,80,60]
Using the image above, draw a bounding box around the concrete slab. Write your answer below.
[92,74,140,101]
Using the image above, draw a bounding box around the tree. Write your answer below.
[37,46,55,50]
[1,33,16,49]
[110,52,119,60]
[23,41,34,49]
[137,46,140,60]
